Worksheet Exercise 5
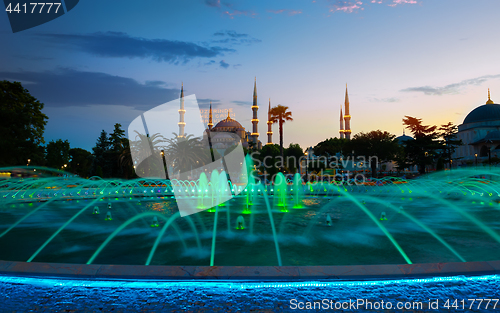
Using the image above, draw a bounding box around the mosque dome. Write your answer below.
[213,115,244,130]
[463,89,499,124]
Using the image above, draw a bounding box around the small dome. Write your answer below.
[396,134,414,143]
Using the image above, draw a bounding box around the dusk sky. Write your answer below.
[1,0,500,151]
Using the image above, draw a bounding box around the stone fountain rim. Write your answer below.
[1,260,500,281]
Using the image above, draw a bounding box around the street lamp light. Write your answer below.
[27,159,31,166]
[424,151,428,173]
[475,153,478,167]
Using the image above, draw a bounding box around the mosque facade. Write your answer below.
[455,90,500,165]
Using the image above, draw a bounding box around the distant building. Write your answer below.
[382,131,417,173]
[455,90,499,164]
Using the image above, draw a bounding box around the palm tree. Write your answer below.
[269,105,293,171]
[129,131,166,178]
[119,139,134,179]
[165,133,210,176]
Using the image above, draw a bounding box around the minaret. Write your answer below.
[208,101,213,130]
[178,83,186,138]
[251,77,259,145]
[339,106,344,139]
[487,88,494,104]
[344,84,351,140]
[267,98,273,145]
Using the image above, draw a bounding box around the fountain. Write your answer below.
[105,211,112,221]
[326,214,332,226]
[2,166,500,310]
[380,211,387,221]
[2,166,500,266]
[235,215,245,230]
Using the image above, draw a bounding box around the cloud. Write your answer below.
[329,1,364,13]
[219,60,230,68]
[387,0,417,7]
[401,74,500,96]
[233,64,242,69]
[37,32,234,64]
[231,100,252,106]
[267,9,303,16]
[204,0,257,19]
[15,55,54,61]
[197,98,222,108]
[205,0,221,7]
[371,97,400,102]
[326,0,419,13]
[211,30,261,45]
[222,9,257,19]
[214,30,248,38]
[0,68,181,109]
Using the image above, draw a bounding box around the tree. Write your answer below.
[313,137,348,158]
[438,122,462,169]
[91,130,112,177]
[119,139,135,179]
[165,133,209,175]
[69,148,92,178]
[0,81,48,166]
[269,105,293,171]
[402,116,441,174]
[45,139,70,169]
[129,131,166,178]
[109,123,126,177]
[284,143,304,173]
[349,130,399,177]
[255,144,281,178]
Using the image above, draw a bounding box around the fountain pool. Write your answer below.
[3,167,500,310]
[1,167,500,267]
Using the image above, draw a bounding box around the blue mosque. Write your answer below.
[177,79,266,150]
[454,89,499,165]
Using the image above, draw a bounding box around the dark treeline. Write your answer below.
[1,80,463,179]
[0,80,134,179]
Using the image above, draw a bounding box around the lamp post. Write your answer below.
[160,150,167,178]
[475,153,478,168]
[27,159,31,167]
[305,150,309,183]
